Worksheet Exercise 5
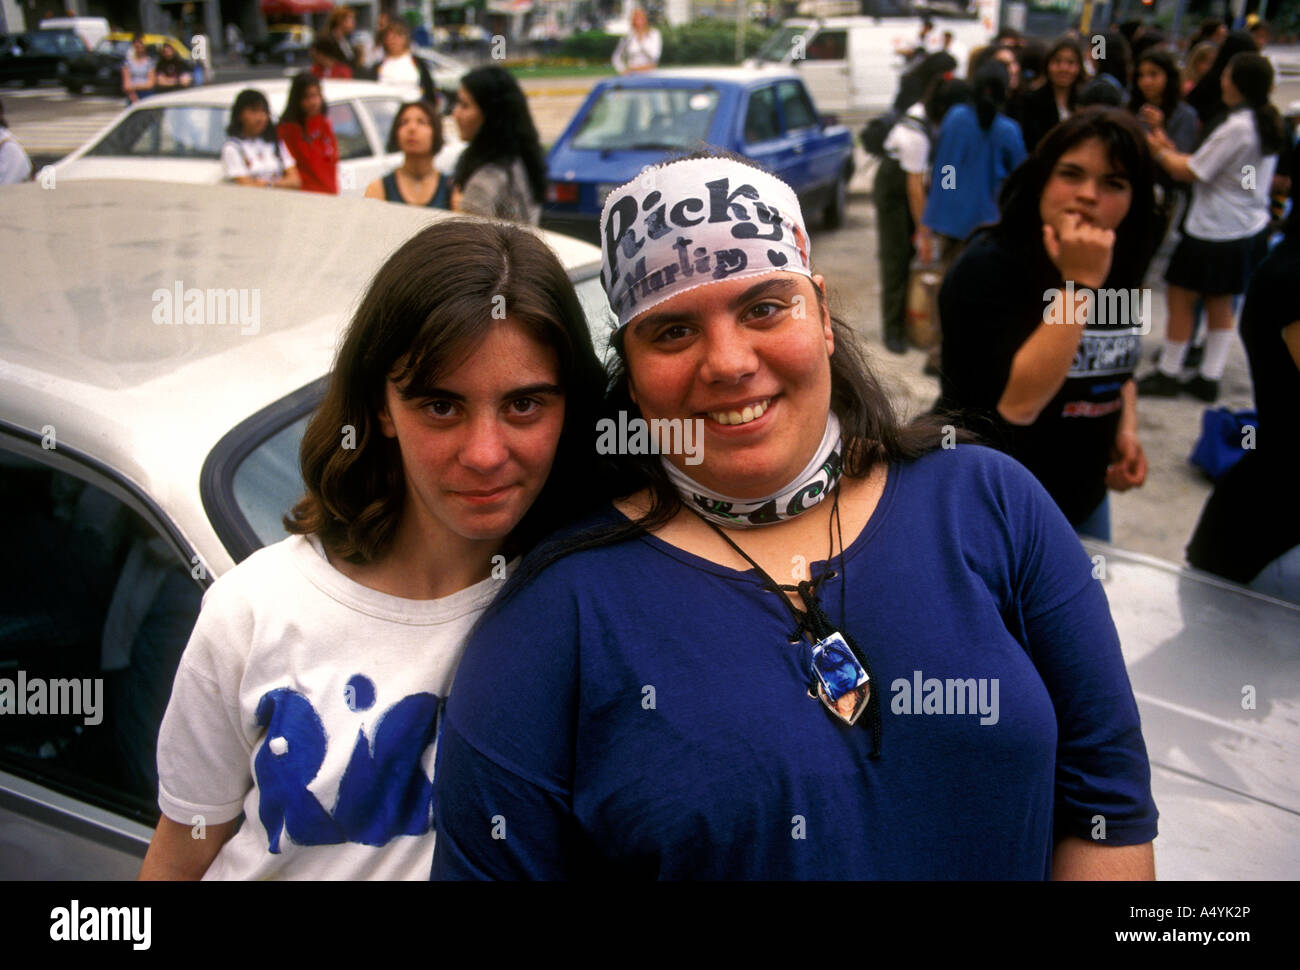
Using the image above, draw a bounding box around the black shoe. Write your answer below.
[1137,371,1182,397]
[1184,344,1204,370]
[883,332,907,354]
[1186,375,1220,403]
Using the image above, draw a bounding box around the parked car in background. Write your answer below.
[542,67,855,243]
[51,79,464,197]
[62,32,195,96]
[246,24,312,66]
[0,29,86,86]
[37,15,110,51]
[0,180,610,879]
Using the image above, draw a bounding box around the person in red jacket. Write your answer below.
[278,73,339,194]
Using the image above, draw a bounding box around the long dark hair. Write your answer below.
[280,72,326,129]
[226,88,276,142]
[1130,48,1182,119]
[1226,53,1285,157]
[1186,29,1258,128]
[992,107,1158,291]
[893,51,957,113]
[495,149,974,600]
[1044,36,1085,104]
[285,220,609,563]
[452,66,546,202]
[971,59,1009,130]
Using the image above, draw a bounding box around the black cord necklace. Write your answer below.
[692,485,882,757]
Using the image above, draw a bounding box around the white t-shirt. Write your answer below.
[155,533,505,880]
[378,53,421,87]
[883,103,931,175]
[1185,108,1278,241]
[612,28,662,73]
[221,135,294,183]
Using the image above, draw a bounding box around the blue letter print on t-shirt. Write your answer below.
[254,687,345,853]
[253,684,441,852]
[333,692,440,845]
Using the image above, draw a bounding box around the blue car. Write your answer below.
[543,67,855,243]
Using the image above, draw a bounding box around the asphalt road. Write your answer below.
[4,70,1297,567]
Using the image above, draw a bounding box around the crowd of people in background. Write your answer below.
[871,12,1297,599]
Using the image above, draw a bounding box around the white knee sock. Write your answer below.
[1157,340,1188,377]
[1200,329,1236,381]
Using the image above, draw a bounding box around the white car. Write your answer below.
[50,79,465,198]
[0,180,610,878]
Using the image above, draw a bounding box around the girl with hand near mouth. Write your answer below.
[937,108,1159,542]
[431,151,1158,881]
[139,221,607,880]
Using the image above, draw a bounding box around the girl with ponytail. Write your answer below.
[1140,52,1283,402]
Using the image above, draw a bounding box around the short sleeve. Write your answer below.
[1188,117,1243,184]
[891,124,929,174]
[221,141,248,179]
[995,458,1159,847]
[431,561,585,880]
[155,585,255,825]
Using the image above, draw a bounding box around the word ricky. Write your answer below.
[595,411,704,465]
[152,281,261,335]
[1043,282,1151,334]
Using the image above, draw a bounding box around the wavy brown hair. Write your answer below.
[285,219,609,563]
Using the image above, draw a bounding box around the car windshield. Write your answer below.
[755,27,806,63]
[96,38,132,55]
[86,106,228,158]
[570,87,719,152]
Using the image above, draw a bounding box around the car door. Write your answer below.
[794,28,849,116]
[330,98,386,196]
[775,80,839,197]
[0,437,205,878]
[740,83,799,190]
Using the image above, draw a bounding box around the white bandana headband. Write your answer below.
[599,157,813,331]
[662,412,844,528]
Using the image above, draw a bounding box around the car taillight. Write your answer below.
[546,181,578,204]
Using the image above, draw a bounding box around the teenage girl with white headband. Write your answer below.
[431,152,1158,880]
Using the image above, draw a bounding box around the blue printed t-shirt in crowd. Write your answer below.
[431,446,1158,880]
[923,103,1027,240]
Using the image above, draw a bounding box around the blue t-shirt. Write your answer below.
[923,104,1027,240]
[432,446,1157,880]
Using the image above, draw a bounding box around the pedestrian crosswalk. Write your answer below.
[8,110,122,155]
[2,88,120,103]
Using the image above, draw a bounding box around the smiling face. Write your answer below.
[452,84,483,142]
[378,319,565,546]
[1038,136,1133,234]
[1136,60,1166,105]
[1048,48,1080,91]
[621,273,835,499]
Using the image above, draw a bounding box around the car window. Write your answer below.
[570,87,718,152]
[778,81,819,131]
[330,101,371,160]
[805,30,847,61]
[0,449,202,822]
[363,99,404,150]
[573,274,616,365]
[86,106,226,159]
[96,38,129,55]
[744,86,780,144]
[230,413,312,547]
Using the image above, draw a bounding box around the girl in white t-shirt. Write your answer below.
[138,220,609,880]
[1141,53,1285,402]
[220,88,300,189]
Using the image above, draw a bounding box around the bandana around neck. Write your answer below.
[662,412,844,528]
[599,157,813,332]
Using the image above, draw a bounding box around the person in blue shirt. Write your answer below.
[918,59,1027,373]
[430,150,1158,881]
